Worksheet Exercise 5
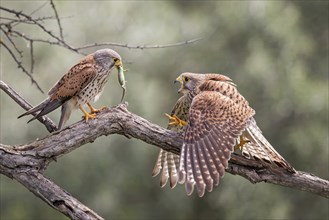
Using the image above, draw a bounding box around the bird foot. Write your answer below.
[234,136,250,151]
[82,112,97,123]
[90,106,107,114]
[164,113,187,127]
[79,104,97,123]
[87,102,107,114]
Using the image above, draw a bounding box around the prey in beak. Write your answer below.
[115,60,126,102]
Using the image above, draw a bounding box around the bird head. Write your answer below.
[94,49,127,101]
[175,72,206,94]
[93,49,123,71]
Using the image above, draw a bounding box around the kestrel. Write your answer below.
[18,49,123,130]
[152,72,295,197]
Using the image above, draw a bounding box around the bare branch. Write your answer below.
[0,144,103,220]
[0,82,328,218]
[1,3,203,98]
[50,0,64,40]
[1,100,328,198]
[0,15,60,26]
[0,26,23,57]
[29,40,34,73]
[29,1,48,16]
[0,42,45,93]
[74,37,204,51]
[0,80,57,132]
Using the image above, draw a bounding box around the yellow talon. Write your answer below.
[234,136,250,151]
[164,113,187,127]
[87,102,107,114]
[80,105,97,123]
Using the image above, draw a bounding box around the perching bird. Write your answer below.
[152,72,295,197]
[18,49,123,130]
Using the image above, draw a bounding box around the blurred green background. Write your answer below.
[0,1,328,219]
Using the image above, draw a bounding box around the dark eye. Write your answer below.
[113,58,119,62]
[183,77,189,82]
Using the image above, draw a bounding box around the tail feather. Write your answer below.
[243,118,296,173]
[58,99,76,130]
[18,97,65,124]
[18,98,51,119]
[152,149,180,188]
[26,99,64,123]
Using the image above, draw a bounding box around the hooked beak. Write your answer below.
[175,76,184,93]
[115,60,123,69]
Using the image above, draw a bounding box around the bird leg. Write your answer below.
[87,102,107,114]
[234,136,251,151]
[79,105,97,122]
[165,113,187,127]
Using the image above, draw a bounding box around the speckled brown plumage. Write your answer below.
[18,49,123,130]
[152,72,295,197]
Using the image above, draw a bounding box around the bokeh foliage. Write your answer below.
[0,1,328,219]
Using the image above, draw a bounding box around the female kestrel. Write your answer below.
[18,49,123,130]
[152,72,295,197]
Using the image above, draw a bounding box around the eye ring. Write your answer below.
[113,58,119,62]
[183,76,189,82]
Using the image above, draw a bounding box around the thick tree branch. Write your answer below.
[0,162,103,220]
[1,103,328,199]
[1,81,328,219]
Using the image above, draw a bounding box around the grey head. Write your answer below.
[175,72,206,94]
[93,49,122,71]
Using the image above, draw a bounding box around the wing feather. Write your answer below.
[179,91,255,196]
[190,143,206,197]
[160,152,169,187]
[202,137,220,186]
[49,57,97,100]
[196,140,214,192]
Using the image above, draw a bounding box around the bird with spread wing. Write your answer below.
[18,49,125,130]
[152,72,295,197]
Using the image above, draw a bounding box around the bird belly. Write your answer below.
[76,73,110,105]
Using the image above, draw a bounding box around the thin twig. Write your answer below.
[30,40,34,74]
[50,0,64,40]
[0,6,78,52]
[9,29,61,45]
[0,26,23,57]
[0,16,59,26]
[0,4,204,99]
[0,42,44,93]
[29,1,48,16]
[75,37,204,51]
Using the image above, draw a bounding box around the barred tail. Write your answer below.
[243,118,296,173]
[152,149,180,188]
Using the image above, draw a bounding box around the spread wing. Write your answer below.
[178,91,255,197]
[202,75,295,173]
[152,95,190,188]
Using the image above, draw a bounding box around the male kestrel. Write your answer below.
[152,72,295,197]
[18,49,123,130]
